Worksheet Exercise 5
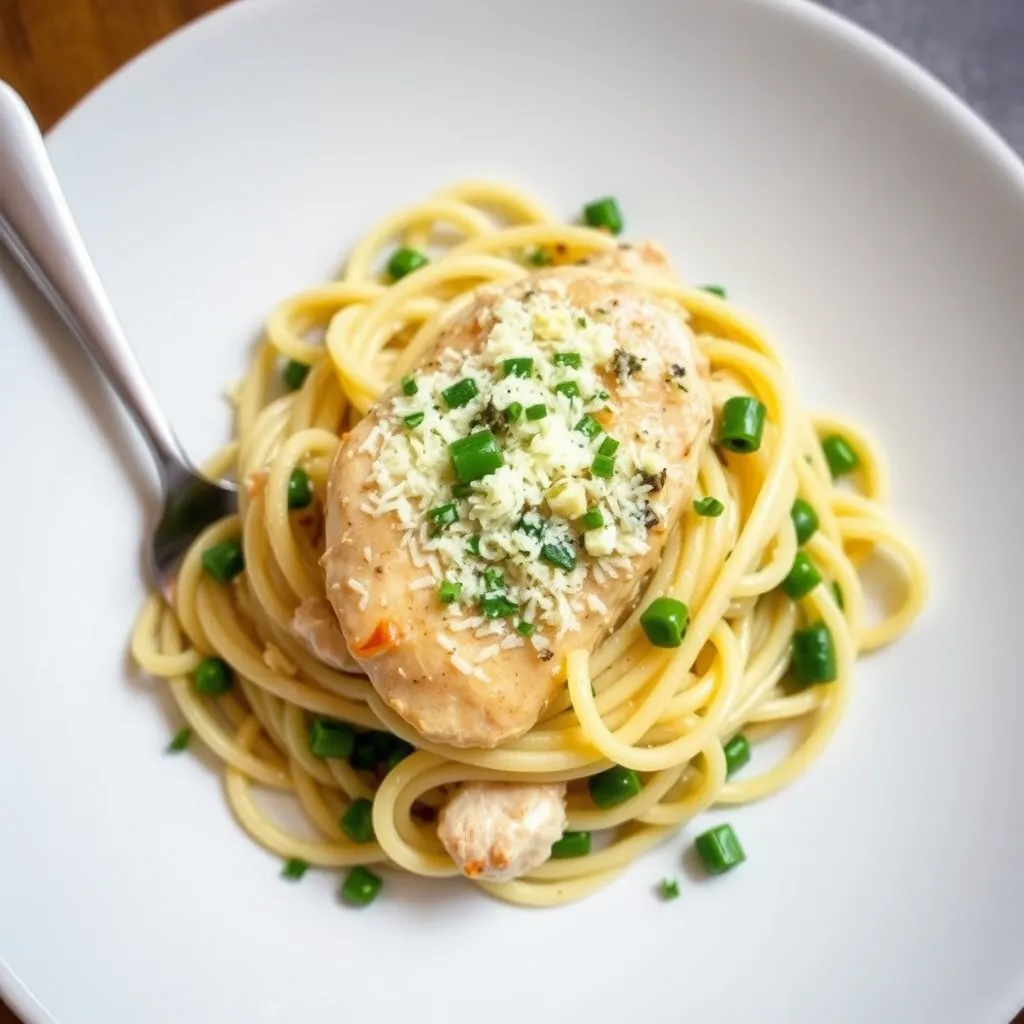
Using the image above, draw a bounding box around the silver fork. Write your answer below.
[0,82,237,600]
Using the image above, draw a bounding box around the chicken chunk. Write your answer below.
[437,782,567,882]
[291,596,363,674]
[323,245,712,749]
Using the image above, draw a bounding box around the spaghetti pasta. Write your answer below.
[131,182,926,906]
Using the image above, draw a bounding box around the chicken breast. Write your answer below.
[437,782,567,882]
[291,596,363,674]
[323,245,712,748]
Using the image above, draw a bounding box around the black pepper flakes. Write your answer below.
[612,348,644,385]
[538,649,555,662]
[641,469,667,493]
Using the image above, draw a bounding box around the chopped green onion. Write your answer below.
[694,824,746,874]
[349,731,394,770]
[167,727,192,753]
[790,498,819,545]
[598,436,620,457]
[387,248,428,281]
[340,798,375,844]
[575,415,602,439]
[658,877,681,901]
[449,429,505,482]
[591,453,616,478]
[400,374,418,396]
[718,396,767,454]
[288,467,312,510]
[451,482,473,498]
[282,359,310,391]
[541,541,577,572]
[693,496,724,517]
[442,377,479,409]
[515,515,545,538]
[281,858,310,880]
[201,538,244,583]
[515,620,536,637]
[309,718,355,759]
[479,594,518,618]
[554,381,580,400]
[527,248,551,266]
[700,284,727,299]
[550,831,591,859]
[427,502,458,535]
[341,866,382,906]
[194,657,232,696]
[403,412,424,429]
[589,766,642,808]
[553,352,582,368]
[791,624,837,685]
[483,566,504,591]
[580,507,605,530]
[780,552,822,600]
[504,402,524,423]
[822,434,859,478]
[438,579,462,604]
[525,403,548,421]
[640,596,690,648]
[386,741,414,771]
[723,734,751,777]
[466,534,482,556]
[502,357,534,378]
[833,581,845,609]
[583,196,623,234]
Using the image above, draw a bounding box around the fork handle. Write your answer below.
[0,81,190,477]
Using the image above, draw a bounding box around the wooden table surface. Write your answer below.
[1,3,1021,1024]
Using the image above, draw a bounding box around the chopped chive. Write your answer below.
[438,579,462,604]
[640,597,690,648]
[387,248,428,281]
[340,798,375,844]
[288,467,312,510]
[309,718,355,759]
[449,429,505,482]
[541,541,577,572]
[833,581,845,609]
[479,594,519,618]
[579,507,605,531]
[201,538,244,583]
[583,196,623,234]
[504,401,524,423]
[281,858,310,880]
[694,824,746,874]
[167,727,192,753]
[483,566,504,591]
[427,502,459,535]
[575,414,602,439]
[594,389,610,402]
[791,624,837,685]
[442,377,479,409]
[451,482,473,499]
[723,734,751,777]
[693,496,724,518]
[554,381,581,400]
[700,284,727,299]
[514,515,545,539]
[403,412,424,429]
[386,740,414,771]
[525,403,548,421]
[515,620,536,637]
[780,552,822,600]
[598,436,620,457]
[400,374,418,396]
[718,396,767,454]
[658,877,681,901]
[589,766,642,808]
[553,352,582,368]
[282,359,310,391]
[790,498,819,545]
[502,357,534,378]
[341,866,382,906]
[194,657,232,696]
[466,534,482,556]
[591,453,616,478]
[349,733,383,770]
[527,248,551,266]
[550,831,591,858]
[822,434,859,478]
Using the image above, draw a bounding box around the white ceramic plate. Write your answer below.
[2,1,1023,1022]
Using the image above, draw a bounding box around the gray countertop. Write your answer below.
[819,0,1024,155]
